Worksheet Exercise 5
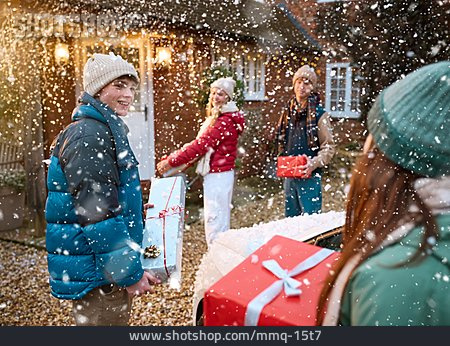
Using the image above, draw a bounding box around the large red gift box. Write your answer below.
[276,155,309,178]
[204,235,340,326]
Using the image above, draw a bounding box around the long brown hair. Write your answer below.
[317,143,439,324]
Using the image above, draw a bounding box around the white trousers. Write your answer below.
[203,170,235,246]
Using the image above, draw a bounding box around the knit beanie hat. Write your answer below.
[210,77,236,100]
[83,52,139,96]
[293,65,317,88]
[367,61,450,178]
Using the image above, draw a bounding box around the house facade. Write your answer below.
[276,0,366,145]
[4,0,322,177]
[0,0,322,232]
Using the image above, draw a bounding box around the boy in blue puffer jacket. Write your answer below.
[45,53,160,326]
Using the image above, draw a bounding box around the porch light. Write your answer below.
[54,43,70,64]
[155,46,172,67]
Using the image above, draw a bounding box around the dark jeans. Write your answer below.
[284,174,322,217]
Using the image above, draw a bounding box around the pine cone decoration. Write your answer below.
[143,245,161,259]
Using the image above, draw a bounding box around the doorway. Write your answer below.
[74,37,155,180]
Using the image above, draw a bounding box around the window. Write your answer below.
[215,51,266,101]
[325,62,361,118]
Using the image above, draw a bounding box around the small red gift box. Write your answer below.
[203,235,340,326]
[276,155,309,178]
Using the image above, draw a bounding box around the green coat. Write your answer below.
[340,214,450,326]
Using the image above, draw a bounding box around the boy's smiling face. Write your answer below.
[98,76,138,116]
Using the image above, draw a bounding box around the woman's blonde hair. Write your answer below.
[206,87,229,119]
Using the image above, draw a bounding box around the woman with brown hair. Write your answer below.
[318,61,450,326]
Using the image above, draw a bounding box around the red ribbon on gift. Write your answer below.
[148,177,184,278]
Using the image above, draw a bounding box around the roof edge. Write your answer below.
[276,2,322,51]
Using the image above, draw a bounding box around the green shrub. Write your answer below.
[344,141,362,151]
[0,169,26,192]
[192,64,245,109]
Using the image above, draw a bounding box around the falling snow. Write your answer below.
[0,0,448,327]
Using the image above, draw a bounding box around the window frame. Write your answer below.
[213,50,267,101]
[325,62,361,119]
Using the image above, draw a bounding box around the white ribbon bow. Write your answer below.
[244,248,334,326]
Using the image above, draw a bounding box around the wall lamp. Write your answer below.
[155,46,172,67]
[55,43,70,64]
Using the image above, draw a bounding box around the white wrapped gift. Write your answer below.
[141,176,186,284]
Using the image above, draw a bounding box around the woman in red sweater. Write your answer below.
[157,77,245,246]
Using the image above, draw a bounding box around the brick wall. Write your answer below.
[277,0,367,150]
[40,15,352,179]
[40,39,76,158]
[153,37,208,162]
[238,49,320,176]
